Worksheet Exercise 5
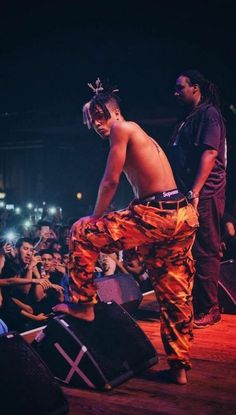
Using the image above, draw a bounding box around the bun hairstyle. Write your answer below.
[83,78,120,129]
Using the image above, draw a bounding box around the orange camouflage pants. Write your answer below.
[69,201,198,370]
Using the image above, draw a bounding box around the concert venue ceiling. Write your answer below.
[0,1,235,216]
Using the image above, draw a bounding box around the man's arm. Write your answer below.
[192,108,223,192]
[0,277,51,287]
[190,148,217,208]
[93,122,129,218]
[192,148,218,194]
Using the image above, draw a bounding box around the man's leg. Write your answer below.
[54,208,157,320]
[140,221,196,384]
[193,192,225,326]
[53,220,115,320]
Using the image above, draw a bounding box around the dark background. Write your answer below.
[0,0,235,220]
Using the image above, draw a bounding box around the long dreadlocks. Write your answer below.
[180,70,221,109]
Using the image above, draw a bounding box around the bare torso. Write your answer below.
[121,121,176,198]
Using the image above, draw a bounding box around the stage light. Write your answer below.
[0,201,5,208]
[76,192,83,200]
[24,220,31,228]
[15,207,21,214]
[5,231,16,241]
[0,192,6,199]
[49,207,56,214]
[27,203,33,209]
[6,204,14,210]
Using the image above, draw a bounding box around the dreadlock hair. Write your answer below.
[180,70,221,109]
[83,78,120,129]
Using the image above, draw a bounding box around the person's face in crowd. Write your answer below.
[19,242,34,265]
[41,253,53,271]
[53,252,62,265]
[91,103,120,139]
[62,253,69,265]
[174,75,199,106]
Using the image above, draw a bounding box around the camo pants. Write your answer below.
[69,202,198,370]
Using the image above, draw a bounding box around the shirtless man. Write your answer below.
[54,79,198,384]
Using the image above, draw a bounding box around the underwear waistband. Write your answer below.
[138,189,184,204]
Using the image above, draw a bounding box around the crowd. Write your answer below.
[0,211,152,333]
[1,197,235,335]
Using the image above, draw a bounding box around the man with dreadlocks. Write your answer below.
[54,78,198,384]
[168,70,227,329]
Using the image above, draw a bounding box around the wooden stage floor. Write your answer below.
[24,292,236,415]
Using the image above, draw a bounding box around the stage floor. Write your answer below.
[23,292,236,415]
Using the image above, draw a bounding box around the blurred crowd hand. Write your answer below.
[3,242,16,257]
[34,279,64,295]
[30,312,49,322]
[54,262,66,274]
[34,278,53,290]
[125,258,144,275]
[50,284,64,295]
[28,254,42,271]
[0,289,3,307]
[50,283,64,302]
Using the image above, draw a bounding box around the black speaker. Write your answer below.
[0,332,69,415]
[33,301,158,390]
[219,259,236,314]
[95,273,143,313]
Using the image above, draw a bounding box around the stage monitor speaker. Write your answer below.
[219,259,236,314]
[95,273,143,313]
[33,301,158,390]
[0,332,69,415]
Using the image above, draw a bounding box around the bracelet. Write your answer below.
[187,190,199,200]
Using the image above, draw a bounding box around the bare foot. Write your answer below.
[156,368,188,385]
[52,302,95,322]
[171,368,188,385]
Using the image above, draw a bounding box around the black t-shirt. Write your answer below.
[168,103,227,198]
[0,257,34,303]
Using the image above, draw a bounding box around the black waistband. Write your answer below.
[138,189,185,204]
[132,190,188,210]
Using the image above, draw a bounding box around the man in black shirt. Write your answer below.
[168,70,227,328]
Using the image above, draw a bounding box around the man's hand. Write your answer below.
[190,197,199,211]
[54,263,66,274]
[28,255,42,271]
[71,216,97,238]
[33,279,52,290]
[3,242,15,257]
[31,313,49,321]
